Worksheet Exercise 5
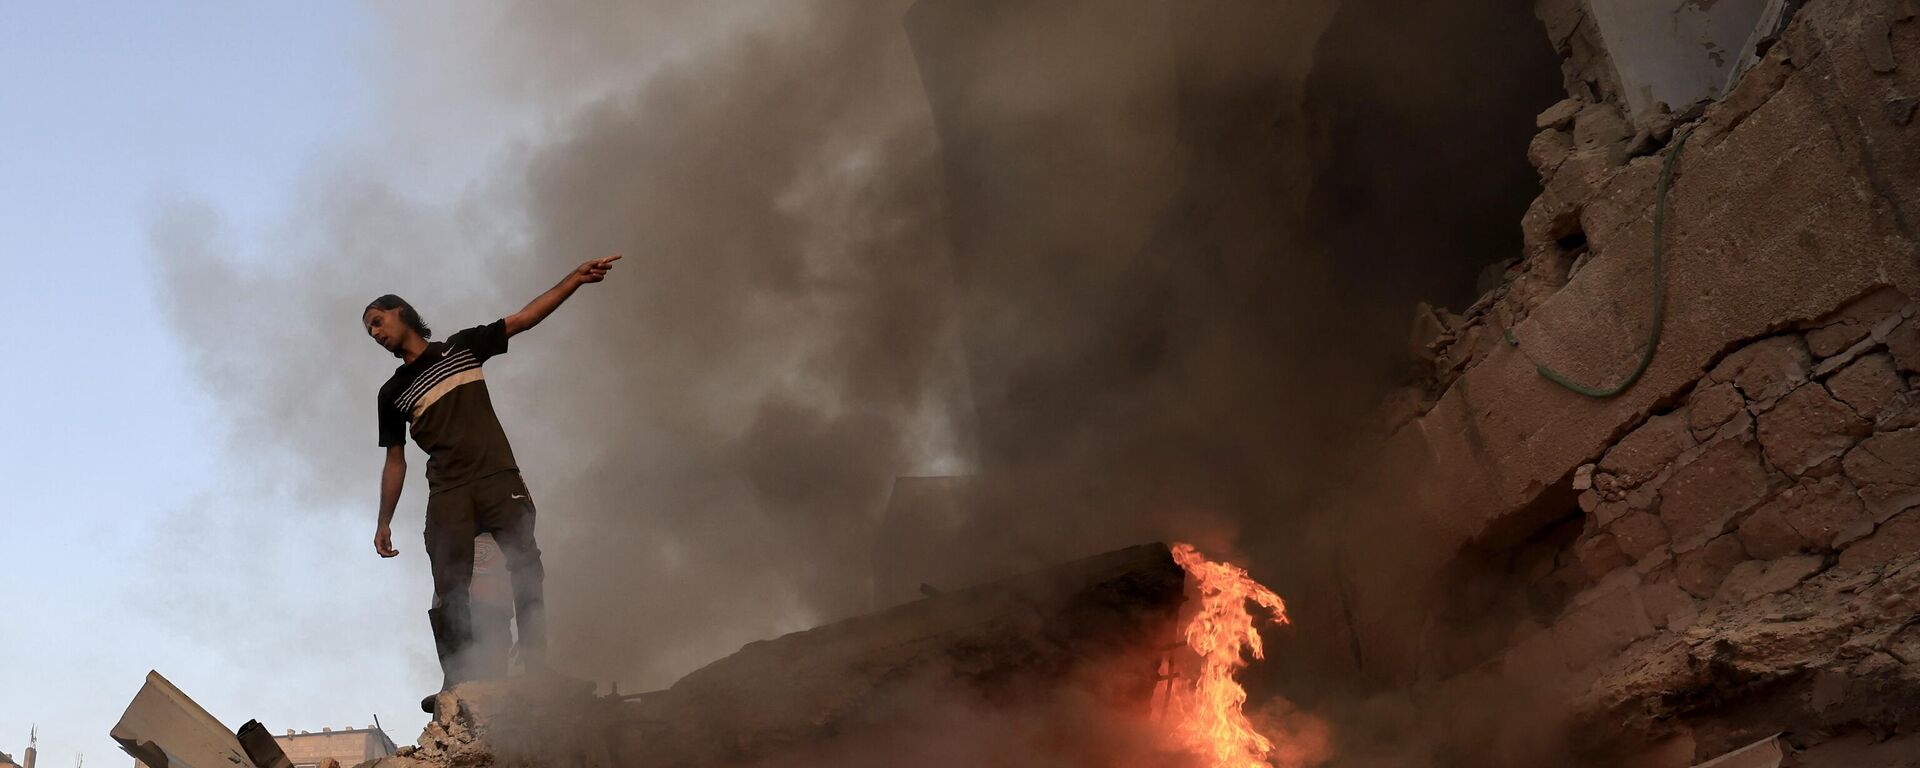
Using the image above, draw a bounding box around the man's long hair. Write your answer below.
[365,294,433,353]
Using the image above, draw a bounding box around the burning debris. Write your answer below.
[306,543,1313,768]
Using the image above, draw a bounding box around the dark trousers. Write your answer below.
[424,470,546,688]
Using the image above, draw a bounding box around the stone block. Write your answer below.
[1675,534,1749,598]
[1803,287,1909,358]
[1827,353,1910,427]
[1890,319,1920,375]
[1536,98,1582,130]
[1711,335,1812,404]
[1573,532,1633,580]
[1775,475,1870,549]
[1552,584,1655,669]
[1838,510,1920,572]
[1842,428,1920,520]
[1636,578,1698,630]
[1609,511,1671,561]
[1688,381,1748,439]
[1737,499,1809,559]
[1716,554,1824,603]
[1755,383,1870,475]
[1660,438,1775,552]
[1572,102,1631,152]
[1600,412,1695,488]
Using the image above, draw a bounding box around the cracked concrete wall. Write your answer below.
[1294,0,1920,761]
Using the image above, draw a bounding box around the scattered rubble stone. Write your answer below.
[1841,428,1920,521]
[1572,102,1631,153]
[1609,511,1671,561]
[1755,383,1872,475]
[1826,352,1911,426]
[1711,335,1812,405]
[1660,439,1775,552]
[1573,462,1595,491]
[1887,319,1920,374]
[1600,413,1695,488]
[1675,534,1749,598]
[1536,98,1582,130]
[1889,95,1920,126]
[1862,16,1898,73]
[1687,382,1748,439]
[1528,129,1575,177]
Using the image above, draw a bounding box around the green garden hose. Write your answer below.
[1505,128,1692,398]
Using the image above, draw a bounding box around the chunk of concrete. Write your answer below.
[1827,353,1911,426]
[110,671,256,768]
[1711,336,1812,404]
[1755,383,1871,475]
[1602,412,1696,488]
[1841,428,1920,520]
[1691,733,1783,768]
[1661,439,1775,552]
[1611,511,1672,561]
[1688,382,1749,439]
[1675,534,1749,598]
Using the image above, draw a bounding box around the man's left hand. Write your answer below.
[571,254,621,285]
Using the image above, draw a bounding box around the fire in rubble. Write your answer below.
[1164,543,1297,768]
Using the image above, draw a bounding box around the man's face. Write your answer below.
[363,307,412,353]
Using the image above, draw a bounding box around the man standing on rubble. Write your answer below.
[362,254,620,712]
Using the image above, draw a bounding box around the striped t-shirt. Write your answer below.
[378,319,519,492]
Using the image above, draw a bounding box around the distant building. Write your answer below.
[274,727,397,768]
[131,726,395,768]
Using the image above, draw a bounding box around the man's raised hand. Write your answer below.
[573,254,621,285]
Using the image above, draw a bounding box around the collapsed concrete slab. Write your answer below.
[378,544,1186,768]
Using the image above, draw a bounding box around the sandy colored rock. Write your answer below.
[1837,510,1920,572]
[1803,287,1909,358]
[1572,102,1630,152]
[1688,381,1748,439]
[1841,428,1920,520]
[1660,439,1775,552]
[1609,511,1671,561]
[1536,97,1582,130]
[1888,320,1920,375]
[1716,554,1825,603]
[1712,336,1813,404]
[1737,499,1809,559]
[1640,580,1698,631]
[1573,532,1633,579]
[1529,129,1575,177]
[1756,383,1871,475]
[1600,412,1695,488]
[1674,534,1748,598]
[1826,352,1910,426]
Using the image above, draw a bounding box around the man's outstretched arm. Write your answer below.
[504,255,622,337]
[374,444,405,558]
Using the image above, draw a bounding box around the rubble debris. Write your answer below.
[1691,734,1784,768]
[376,545,1186,768]
[111,671,260,768]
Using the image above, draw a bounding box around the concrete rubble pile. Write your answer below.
[1302,0,1920,763]
[368,544,1185,768]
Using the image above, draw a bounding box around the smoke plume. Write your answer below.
[151,0,1558,721]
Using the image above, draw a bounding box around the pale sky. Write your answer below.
[0,3,504,762]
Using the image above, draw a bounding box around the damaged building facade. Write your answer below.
[1284,0,1920,764]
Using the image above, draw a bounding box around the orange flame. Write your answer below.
[1165,542,1292,768]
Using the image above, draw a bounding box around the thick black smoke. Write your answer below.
[154,0,1558,710]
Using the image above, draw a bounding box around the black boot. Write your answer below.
[425,604,473,714]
